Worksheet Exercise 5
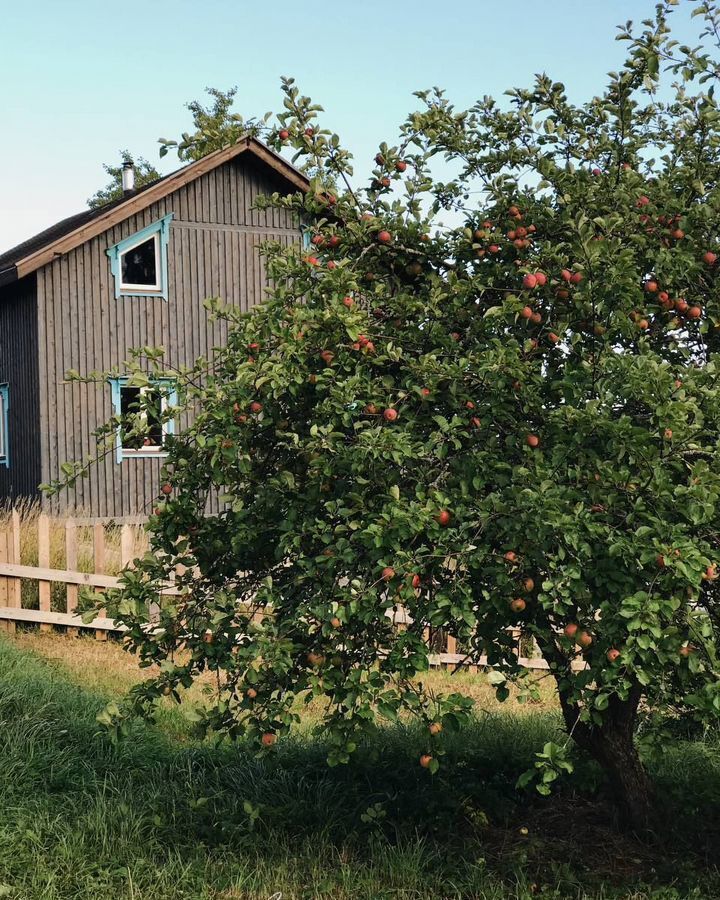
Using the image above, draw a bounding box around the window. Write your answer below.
[0,384,8,468]
[106,214,173,300]
[121,234,159,290]
[109,377,177,462]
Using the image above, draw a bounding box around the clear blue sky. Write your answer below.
[0,0,699,252]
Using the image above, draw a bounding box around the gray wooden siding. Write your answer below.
[36,156,301,518]
[0,274,41,501]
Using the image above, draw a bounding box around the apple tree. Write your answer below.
[74,1,720,832]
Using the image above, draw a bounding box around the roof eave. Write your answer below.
[0,266,18,289]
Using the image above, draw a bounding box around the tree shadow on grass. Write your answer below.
[0,637,718,899]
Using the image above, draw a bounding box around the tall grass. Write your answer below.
[0,633,718,899]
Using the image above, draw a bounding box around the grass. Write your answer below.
[0,632,718,899]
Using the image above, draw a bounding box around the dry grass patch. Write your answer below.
[10,629,559,720]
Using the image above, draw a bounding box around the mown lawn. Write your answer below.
[0,632,718,899]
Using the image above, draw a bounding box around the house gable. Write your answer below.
[30,149,304,517]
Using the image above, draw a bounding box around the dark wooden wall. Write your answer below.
[0,274,41,501]
[35,156,301,518]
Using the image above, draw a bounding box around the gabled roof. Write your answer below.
[0,137,309,288]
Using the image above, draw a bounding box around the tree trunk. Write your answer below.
[559,683,656,834]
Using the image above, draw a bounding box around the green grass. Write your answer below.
[0,634,718,899]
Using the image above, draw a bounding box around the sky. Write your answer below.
[0,0,702,252]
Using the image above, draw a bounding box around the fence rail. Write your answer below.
[0,512,551,669]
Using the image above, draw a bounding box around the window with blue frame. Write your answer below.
[109,377,177,462]
[106,214,173,300]
[0,384,8,468]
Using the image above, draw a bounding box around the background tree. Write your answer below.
[158,86,271,162]
[68,1,720,834]
[87,150,161,208]
[89,88,268,209]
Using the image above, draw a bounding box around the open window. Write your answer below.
[109,377,177,462]
[106,214,173,300]
[0,384,8,468]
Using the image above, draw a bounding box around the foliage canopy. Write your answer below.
[70,0,720,830]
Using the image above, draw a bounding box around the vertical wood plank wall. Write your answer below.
[0,274,41,499]
[35,157,301,518]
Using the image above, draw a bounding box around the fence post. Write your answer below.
[94,523,107,642]
[10,509,21,612]
[65,518,79,636]
[0,530,9,633]
[120,524,134,569]
[38,514,51,633]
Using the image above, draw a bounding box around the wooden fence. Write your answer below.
[0,511,142,639]
[0,512,549,669]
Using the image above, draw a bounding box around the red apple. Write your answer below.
[606,648,621,663]
[504,551,517,563]
[436,510,452,527]
[411,574,422,589]
[510,598,526,613]
[564,623,578,638]
[688,306,702,319]
[261,732,277,746]
[320,350,335,364]
[395,160,407,172]
[525,433,540,448]
[664,428,673,440]
[161,483,172,496]
[381,566,396,581]
[561,269,573,282]
[343,296,354,308]
[419,754,433,768]
[535,272,547,286]
[428,722,442,735]
[378,230,392,244]
[278,129,289,141]
[577,631,593,649]
[570,272,583,285]
[520,306,533,319]
[523,273,538,289]
[250,401,263,413]
[383,408,398,422]
[702,251,717,266]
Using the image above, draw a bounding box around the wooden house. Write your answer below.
[0,138,308,519]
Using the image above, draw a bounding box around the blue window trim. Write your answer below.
[0,383,8,469]
[109,376,178,463]
[106,213,174,300]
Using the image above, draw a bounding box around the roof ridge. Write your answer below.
[0,137,308,288]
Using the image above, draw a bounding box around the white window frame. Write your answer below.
[0,384,8,467]
[119,231,162,294]
[110,378,177,462]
